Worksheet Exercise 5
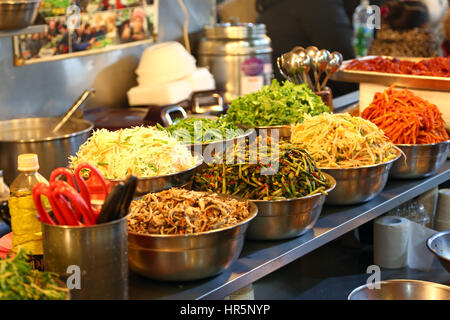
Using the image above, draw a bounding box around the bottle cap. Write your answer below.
[17,153,39,171]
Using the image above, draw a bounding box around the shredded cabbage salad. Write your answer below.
[69,126,198,180]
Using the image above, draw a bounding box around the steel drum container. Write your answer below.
[198,23,273,103]
[0,117,93,185]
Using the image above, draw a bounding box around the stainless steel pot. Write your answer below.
[198,23,273,103]
[0,117,93,184]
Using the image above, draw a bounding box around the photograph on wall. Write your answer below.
[13,0,158,65]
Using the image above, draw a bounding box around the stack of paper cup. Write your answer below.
[434,189,450,231]
[374,216,410,269]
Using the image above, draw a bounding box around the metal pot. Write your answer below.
[0,117,93,184]
[198,23,273,103]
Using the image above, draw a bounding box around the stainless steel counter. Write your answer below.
[129,161,450,300]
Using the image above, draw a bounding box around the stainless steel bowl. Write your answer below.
[348,280,450,300]
[108,153,204,196]
[237,124,291,140]
[427,231,450,273]
[246,173,336,240]
[0,0,41,30]
[187,129,255,164]
[323,151,401,205]
[127,197,258,281]
[390,141,450,179]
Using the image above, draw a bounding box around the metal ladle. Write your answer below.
[294,52,313,89]
[319,51,343,91]
[313,49,331,91]
[305,46,319,91]
[52,88,96,133]
[280,52,298,83]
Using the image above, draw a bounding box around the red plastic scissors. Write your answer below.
[49,163,109,218]
[33,180,97,226]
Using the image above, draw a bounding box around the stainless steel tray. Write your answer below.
[330,56,450,91]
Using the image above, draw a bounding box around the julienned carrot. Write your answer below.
[361,86,449,145]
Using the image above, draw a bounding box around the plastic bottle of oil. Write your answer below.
[9,154,48,271]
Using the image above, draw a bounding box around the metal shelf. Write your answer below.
[129,161,450,300]
[0,24,47,38]
[0,15,47,38]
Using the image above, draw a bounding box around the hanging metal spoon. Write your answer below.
[305,46,319,91]
[313,49,331,91]
[320,51,343,91]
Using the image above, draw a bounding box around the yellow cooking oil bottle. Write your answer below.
[9,154,49,271]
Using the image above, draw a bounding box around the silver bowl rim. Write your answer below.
[127,192,258,238]
[426,230,450,262]
[185,128,256,148]
[107,152,204,183]
[395,140,450,148]
[319,146,402,171]
[236,123,292,130]
[0,117,94,143]
[250,173,336,204]
[348,279,450,300]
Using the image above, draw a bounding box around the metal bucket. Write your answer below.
[198,23,273,103]
[42,215,128,300]
[0,117,93,185]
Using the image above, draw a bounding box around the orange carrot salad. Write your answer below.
[361,86,449,145]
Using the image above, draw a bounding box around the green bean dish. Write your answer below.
[193,137,332,200]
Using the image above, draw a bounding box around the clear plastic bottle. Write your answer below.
[352,0,375,57]
[0,170,10,226]
[8,154,48,271]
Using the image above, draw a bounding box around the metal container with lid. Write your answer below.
[198,23,273,103]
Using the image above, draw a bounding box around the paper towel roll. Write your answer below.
[434,189,450,229]
[374,216,410,269]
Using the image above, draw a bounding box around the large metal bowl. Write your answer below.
[348,280,450,300]
[187,129,255,164]
[427,231,450,273]
[237,124,291,140]
[0,0,41,30]
[390,141,450,179]
[322,151,401,205]
[246,173,336,240]
[127,197,258,281]
[108,153,204,196]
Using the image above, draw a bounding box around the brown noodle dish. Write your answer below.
[128,188,251,235]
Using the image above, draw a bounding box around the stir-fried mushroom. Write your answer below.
[128,188,251,235]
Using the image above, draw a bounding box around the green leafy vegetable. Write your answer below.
[225,79,330,127]
[0,249,69,300]
[160,118,245,144]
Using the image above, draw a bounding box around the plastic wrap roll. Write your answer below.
[434,189,450,230]
[417,187,438,227]
[374,216,410,269]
